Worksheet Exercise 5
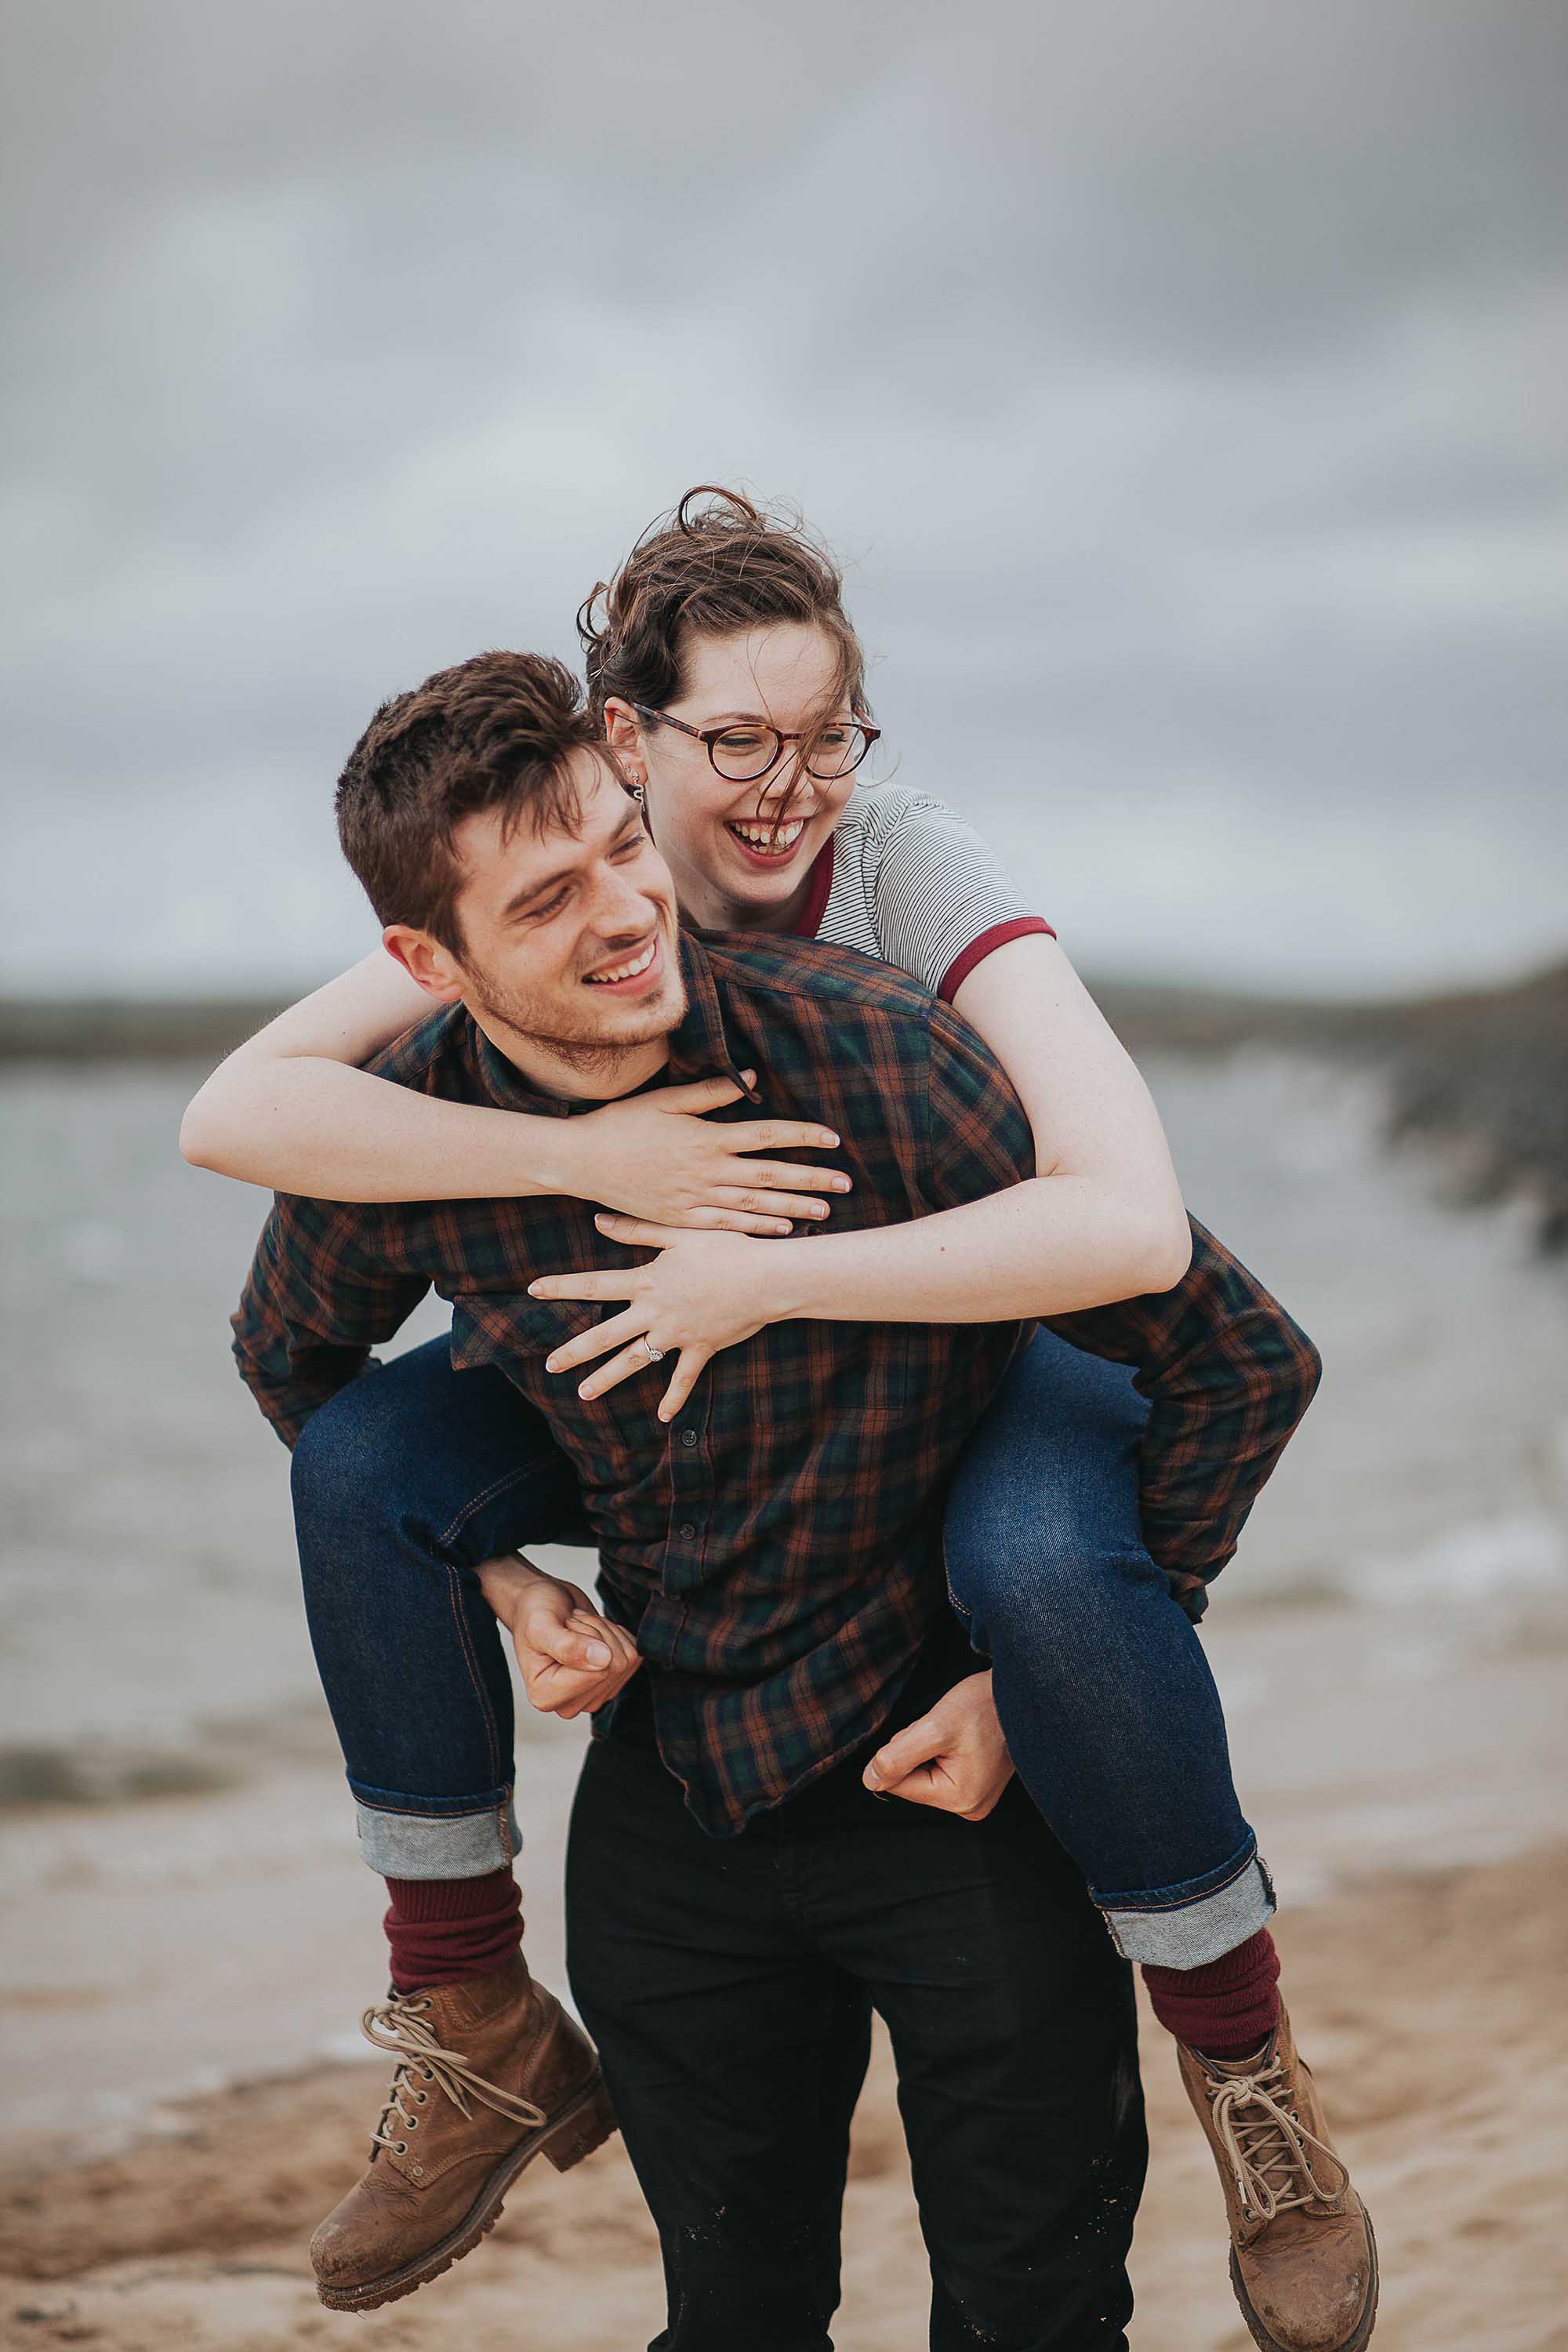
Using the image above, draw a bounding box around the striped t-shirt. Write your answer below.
[787,783,1054,1002]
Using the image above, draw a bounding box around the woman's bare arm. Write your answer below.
[757,933,1192,1318]
[178,950,844,1227]
[534,935,1196,1415]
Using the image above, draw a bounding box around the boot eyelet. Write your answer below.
[395,2140,408,2154]
[405,2115,418,2129]
[414,2090,428,2103]
[421,2067,434,2081]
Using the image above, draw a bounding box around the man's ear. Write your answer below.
[382,925,466,1004]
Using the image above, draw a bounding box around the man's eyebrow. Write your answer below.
[498,811,645,920]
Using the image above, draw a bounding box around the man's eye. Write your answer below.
[524,891,568,924]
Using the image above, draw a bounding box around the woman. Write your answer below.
[186,491,1370,2342]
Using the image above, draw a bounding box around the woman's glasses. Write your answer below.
[633,705,880,785]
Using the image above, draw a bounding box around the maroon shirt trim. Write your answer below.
[789,837,835,937]
[938,916,1056,1004]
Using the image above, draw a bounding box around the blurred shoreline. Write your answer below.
[6,955,1564,1245]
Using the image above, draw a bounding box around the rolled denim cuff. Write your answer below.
[1094,1843,1276,1969]
[349,1781,522,1879]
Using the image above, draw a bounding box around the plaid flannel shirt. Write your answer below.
[233,930,1320,1835]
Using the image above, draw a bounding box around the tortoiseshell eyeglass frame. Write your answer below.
[632,704,880,784]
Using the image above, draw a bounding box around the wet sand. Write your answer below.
[3,1589,1566,2351]
[2,1846,1564,2352]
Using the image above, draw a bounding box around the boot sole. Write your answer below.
[314,2069,618,2314]
[1229,2212,1379,2352]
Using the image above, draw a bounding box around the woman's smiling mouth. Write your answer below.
[725,817,807,864]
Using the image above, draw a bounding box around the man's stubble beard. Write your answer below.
[463,959,688,1083]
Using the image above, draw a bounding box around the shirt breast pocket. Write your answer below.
[450,1293,669,1457]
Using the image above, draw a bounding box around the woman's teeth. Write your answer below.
[728,818,805,855]
[586,937,657,985]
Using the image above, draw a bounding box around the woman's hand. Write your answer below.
[528,1218,803,1421]
[860,1672,1014,1820]
[565,1073,850,1237]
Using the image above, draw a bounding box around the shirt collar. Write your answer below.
[464,930,760,1119]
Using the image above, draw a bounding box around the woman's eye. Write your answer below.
[717,731,767,753]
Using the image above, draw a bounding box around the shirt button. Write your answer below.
[678,1521,698,1540]
[679,1428,699,1449]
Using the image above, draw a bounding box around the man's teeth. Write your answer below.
[729,819,804,851]
[586,938,658,985]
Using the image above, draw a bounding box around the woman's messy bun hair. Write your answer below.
[576,485,869,733]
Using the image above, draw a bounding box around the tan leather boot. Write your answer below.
[310,1951,616,2312]
[1178,2000,1378,2352]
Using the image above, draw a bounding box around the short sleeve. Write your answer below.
[868,794,1054,1001]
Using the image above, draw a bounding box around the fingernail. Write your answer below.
[527,1280,541,1294]
[741,1068,757,1085]
[586,1642,612,1667]
[833,1177,851,1192]
[822,1131,840,1146]
[810,1204,828,1218]
[545,1356,560,1372]
[594,1213,610,1228]
[862,1766,881,1789]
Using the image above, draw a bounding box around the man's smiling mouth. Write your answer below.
[583,935,659,986]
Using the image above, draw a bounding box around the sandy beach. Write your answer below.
[2,1840,1564,2350]
[3,1583,1566,2351]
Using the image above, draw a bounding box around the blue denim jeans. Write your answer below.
[292,1326,1272,1966]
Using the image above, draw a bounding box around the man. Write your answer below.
[233,652,1372,2350]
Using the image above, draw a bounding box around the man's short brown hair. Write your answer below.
[335,650,611,954]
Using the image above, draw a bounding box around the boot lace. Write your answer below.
[1206,2051,1349,2226]
[360,1991,546,2158]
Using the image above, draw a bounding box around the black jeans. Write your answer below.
[565,1716,1147,2352]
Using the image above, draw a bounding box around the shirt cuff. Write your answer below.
[938,917,1056,1004]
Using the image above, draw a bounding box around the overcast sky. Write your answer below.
[3,0,1565,1000]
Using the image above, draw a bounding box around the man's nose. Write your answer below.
[590,862,661,937]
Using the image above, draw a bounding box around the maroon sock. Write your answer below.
[1142,1927,1282,2060]
[382,1867,523,1994]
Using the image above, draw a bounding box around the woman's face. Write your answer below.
[604,622,860,934]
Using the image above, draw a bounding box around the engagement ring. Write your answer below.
[643,1340,666,1363]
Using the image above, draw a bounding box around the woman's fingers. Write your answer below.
[717,1159,852,1196]
[711,1187,833,1222]
[656,1346,713,1423]
[604,1205,793,1238]
[529,1267,641,1304]
[592,1215,684,1247]
[575,1340,661,1400]
[543,1308,649,1374]
[722,1118,840,1154]
[652,1073,748,1113]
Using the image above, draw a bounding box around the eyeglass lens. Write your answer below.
[709,724,871,782]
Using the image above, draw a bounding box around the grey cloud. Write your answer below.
[2,0,1564,996]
